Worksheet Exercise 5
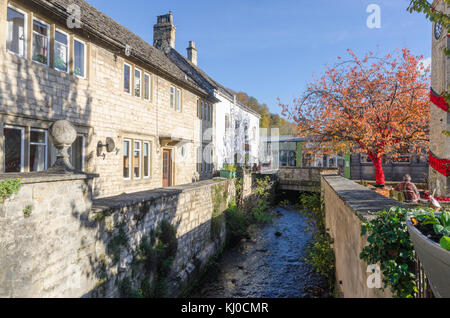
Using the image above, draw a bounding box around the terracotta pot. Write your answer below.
[406,216,450,298]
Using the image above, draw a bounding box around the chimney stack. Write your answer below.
[153,11,176,51]
[187,41,197,66]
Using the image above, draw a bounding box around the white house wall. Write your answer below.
[214,92,260,169]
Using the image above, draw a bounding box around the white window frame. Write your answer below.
[123,62,132,95]
[3,125,25,173]
[29,128,48,171]
[123,139,131,180]
[31,17,50,66]
[170,86,175,109]
[54,28,70,73]
[133,140,142,179]
[143,141,151,178]
[134,68,142,98]
[144,73,151,102]
[176,88,181,112]
[6,5,28,59]
[73,37,87,79]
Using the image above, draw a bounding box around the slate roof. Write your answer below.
[26,0,214,99]
[167,49,261,118]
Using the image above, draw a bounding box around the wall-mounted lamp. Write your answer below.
[97,137,116,157]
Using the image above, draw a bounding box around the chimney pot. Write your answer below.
[154,12,176,50]
[187,41,198,66]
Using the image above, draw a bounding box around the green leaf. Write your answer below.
[440,237,450,251]
[441,211,449,227]
[434,224,445,235]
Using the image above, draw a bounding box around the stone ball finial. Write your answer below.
[49,120,77,147]
[48,120,77,172]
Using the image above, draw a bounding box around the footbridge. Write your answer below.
[277,167,339,192]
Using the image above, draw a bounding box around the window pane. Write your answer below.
[74,40,85,77]
[30,144,46,172]
[30,130,45,143]
[176,89,181,111]
[55,31,68,72]
[69,136,83,171]
[32,21,48,64]
[124,64,130,93]
[144,74,150,100]
[4,128,22,172]
[135,69,141,97]
[55,31,68,45]
[123,140,130,178]
[134,141,141,178]
[144,143,150,177]
[6,8,26,56]
[170,87,175,108]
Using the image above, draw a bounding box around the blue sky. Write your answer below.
[87,0,431,115]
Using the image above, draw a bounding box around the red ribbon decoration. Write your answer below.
[429,151,450,177]
[430,87,450,112]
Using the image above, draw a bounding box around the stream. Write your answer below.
[188,206,331,298]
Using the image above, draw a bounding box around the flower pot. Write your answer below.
[406,216,450,298]
[220,170,236,179]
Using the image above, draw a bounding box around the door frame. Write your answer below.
[162,148,174,187]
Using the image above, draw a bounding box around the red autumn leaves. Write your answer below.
[280,48,430,185]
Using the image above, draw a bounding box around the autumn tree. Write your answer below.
[279,48,430,185]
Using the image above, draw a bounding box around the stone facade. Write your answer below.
[0,173,235,297]
[430,0,450,196]
[0,0,216,198]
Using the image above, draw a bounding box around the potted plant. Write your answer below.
[220,164,237,179]
[406,209,450,298]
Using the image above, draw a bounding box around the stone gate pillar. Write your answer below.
[430,0,450,196]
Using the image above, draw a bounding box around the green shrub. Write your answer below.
[251,199,273,225]
[360,207,417,298]
[132,220,178,298]
[304,231,336,290]
[0,178,21,203]
[225,201,250,245]
[23,205,33,218]
[299,191,336,294]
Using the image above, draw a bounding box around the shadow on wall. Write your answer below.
[0,51,97,193]
[70,180,231,298]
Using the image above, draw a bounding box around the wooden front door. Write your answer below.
[162,149,172,187]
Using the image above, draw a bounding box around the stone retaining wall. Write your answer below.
[321,175,399,298]
[279,167,338,191]
[0,174,234,298]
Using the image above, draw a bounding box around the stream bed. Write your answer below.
[188,206,331,298]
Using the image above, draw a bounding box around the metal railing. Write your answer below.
[414,255,434,298]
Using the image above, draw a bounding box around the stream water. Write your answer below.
[188,206,331,298]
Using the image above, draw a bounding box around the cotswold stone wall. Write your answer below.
[0,0,207,199]
[0,174,234,298]
[321,175,396,298]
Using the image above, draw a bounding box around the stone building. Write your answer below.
[0,0,219,198]
[430,0,450,196]
[165,39,261,170]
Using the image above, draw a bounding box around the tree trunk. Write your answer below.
[372,156,385,186]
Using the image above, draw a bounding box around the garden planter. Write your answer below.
[220,170,236,179]
[406,216,450,298]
